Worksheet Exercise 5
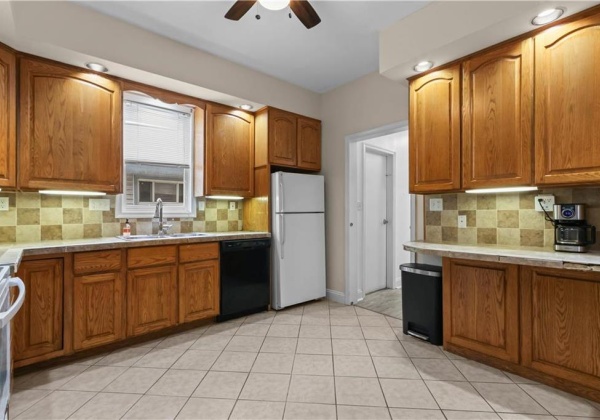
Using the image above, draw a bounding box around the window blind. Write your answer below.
[124,100,192,166]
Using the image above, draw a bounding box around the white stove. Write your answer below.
[0,266,25,420]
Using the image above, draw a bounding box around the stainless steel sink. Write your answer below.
[168,232,209,238]
[116,234,162,240]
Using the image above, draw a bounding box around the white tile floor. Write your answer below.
[11,300,600,420]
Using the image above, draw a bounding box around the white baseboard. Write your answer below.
[326,289,346,304]
[394,276,402,289]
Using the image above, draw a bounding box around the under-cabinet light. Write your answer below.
[39,190,107,197]
[206,195,244,201]
[531,8,565,25]
[465,186,538,194]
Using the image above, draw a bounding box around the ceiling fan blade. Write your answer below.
[225,0,257,21]
[290,0,321,29]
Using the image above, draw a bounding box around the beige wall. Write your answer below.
[321,72,409,293]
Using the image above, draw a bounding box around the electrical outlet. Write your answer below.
[197,200,205,211]
[458,215,467,228]
[0,197,8,211]
[229,201,237,211]
[535,195,555,212]
[89,198,110,211]
[430,198,443,212]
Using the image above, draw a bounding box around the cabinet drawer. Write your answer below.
[179,243,219,263]
[74,250,122,275]
[128,246,177,269]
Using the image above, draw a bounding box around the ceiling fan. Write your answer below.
[225,0,321,29]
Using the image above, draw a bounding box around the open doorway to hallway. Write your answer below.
[345,123,413,319]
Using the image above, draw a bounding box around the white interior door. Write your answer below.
[364,150,389,294]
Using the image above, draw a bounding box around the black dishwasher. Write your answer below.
[217,239,271,322]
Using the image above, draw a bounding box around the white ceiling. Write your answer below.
[79,1,428,93]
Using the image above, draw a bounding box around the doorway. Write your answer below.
[363,146,392,294]
[345,122,415,311]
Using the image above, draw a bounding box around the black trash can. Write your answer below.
[400,263,443,345]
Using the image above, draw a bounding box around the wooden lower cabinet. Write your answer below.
[179,260,220,323]
[127,265,178,337]
[443,258,520,363]
[12,258,64,363]
[73,272,125,350]
[521,266,600,391]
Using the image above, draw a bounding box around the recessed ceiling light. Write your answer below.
[532,8,565,26]
[240,104,253,111]
[85,62,109,73]
[413,61,434,73]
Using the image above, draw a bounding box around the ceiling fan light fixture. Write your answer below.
[532,7,565,26]
[258,0,290,11]
[413,61,434,73]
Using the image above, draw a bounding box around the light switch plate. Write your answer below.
[535,195,555,212]
[89,198,110,211]
[0,197,8,211]
[430,198,443,212]
[229,201,237,211]
[197,200,205,211]
[458,215,467,228]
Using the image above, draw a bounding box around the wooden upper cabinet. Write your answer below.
[297,117,321,171]
[0,44,16,188]
[535,12,600,185]
[18,58,122,193]
[205,103,255,197]
[12,258,64,362]
[409,65,461,193]
[443,258,519,363]
[462,39,533,189]
[269,108,297,167]
[521,266,600,391]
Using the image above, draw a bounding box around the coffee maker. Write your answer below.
[553,204,596,253]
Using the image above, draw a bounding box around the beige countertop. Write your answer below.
[0,231,271,274]
[404,241,600,271]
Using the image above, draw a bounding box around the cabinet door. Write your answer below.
[269,108,297,167]
[463,39,533,189]
[12,258,64,362]
[535,12,600,185]
[73,272,125,350]
[205,103,255,197]
[18,58,122,193]
[297,117,321,171]
[127,265,177,337]
[179,260,219,323]
[443,258,519,362]
[0,44,16,188]
[409,66,461,193]
[521,266,600,390]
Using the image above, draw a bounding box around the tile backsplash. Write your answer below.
[425,188,600,251]
[0,193,243,243]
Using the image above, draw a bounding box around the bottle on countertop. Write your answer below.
[123,219,131,237]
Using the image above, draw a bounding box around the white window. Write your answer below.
[116,92,196,218]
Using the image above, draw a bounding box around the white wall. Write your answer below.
[321,72,409,294]
[363,130,412,288]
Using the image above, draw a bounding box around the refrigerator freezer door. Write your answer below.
[272,172,325,214]
[272,212,326,309]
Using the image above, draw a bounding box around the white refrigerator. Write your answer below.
[272,172,326,310]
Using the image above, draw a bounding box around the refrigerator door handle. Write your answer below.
[279,175,285,214]
[279,214,285,259]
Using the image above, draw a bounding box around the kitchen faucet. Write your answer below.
[153,198,172,235]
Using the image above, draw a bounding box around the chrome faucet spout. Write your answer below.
[154,198,170,235]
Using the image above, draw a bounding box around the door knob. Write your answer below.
[383,219,389,225]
